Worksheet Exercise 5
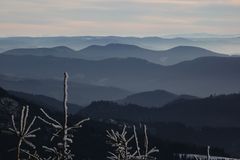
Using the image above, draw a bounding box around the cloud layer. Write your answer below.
[0,0,239,36]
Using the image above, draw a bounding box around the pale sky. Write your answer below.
[0,0,240,36]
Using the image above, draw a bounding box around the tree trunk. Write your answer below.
[17,138,22,160]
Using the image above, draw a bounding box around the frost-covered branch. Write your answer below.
[63,72,69,158]
[21,149,45,160]
[42,145,63,160]
[106,125,136,160]
[207,146,210,160]
[38,72,89,160]
[9,106,40,160]
[142,125,159,159]
[107,125,159,160]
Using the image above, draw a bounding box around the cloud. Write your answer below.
[131,0,240,5]
[0,0,239,36]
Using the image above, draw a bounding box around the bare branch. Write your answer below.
[133,125,141,156]
[39,108,62,127]
[9,106,40,160]
[39,72,90,160]
[107,125,159,160]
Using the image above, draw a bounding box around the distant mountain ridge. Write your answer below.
[79,93,240,127]
[79,44,226,65]
[2,46,75,57]
[0,55,239,96]
[0,74,132,106]
[9,90,82,114]
[0,86,232,160]
[1,36,240,54]
[1,44,226,65]
[118,90,197,107]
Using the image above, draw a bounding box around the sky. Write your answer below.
[0,0,240,36]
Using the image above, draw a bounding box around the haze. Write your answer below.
[0,0,240,36]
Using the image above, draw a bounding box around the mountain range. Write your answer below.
[1,74,197,108]
[1,44,226,65]
[8,90,82,114]
[79,92,240,127]
[0,35,240,159]
[118,90,197,107]
[0,55,239,96]
[0,75,131,105]
[0,86,233,159]
[0,36,240,54]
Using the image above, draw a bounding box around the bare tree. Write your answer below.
[107,125,159,160]
[38,72,89,160]
[133,125,159,160]
[9,105,40,160]
[107,125,136,160]
[207,146,210,160]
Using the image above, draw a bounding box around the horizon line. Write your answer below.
[1,33,240,39]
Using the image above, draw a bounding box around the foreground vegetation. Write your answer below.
[7,72,159,160]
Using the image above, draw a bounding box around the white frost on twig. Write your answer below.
[107,124,159,160]
[38,72,89,160]
[9,105,40,160]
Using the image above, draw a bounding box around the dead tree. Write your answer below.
[107,125,159,160]
[38,72,89,160]
[9,106,40,160]
[207,146,210,160]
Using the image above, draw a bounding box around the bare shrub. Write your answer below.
[107,125,159,160]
